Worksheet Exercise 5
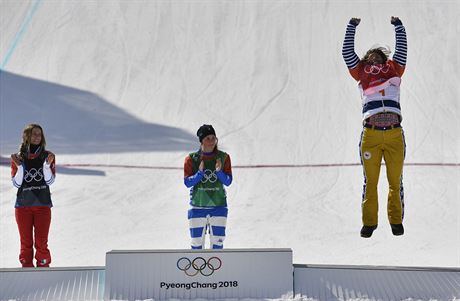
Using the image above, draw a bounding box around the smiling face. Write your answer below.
[201,135,217,152]
[21,124,46,151]
[30,127,43,145]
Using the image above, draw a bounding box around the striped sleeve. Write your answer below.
[393,25,407,66]
[342,23,360,69]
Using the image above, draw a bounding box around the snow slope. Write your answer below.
[0,0,458,268]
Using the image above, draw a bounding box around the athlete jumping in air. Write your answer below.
[183,124,233,249]
[342,17,408,238]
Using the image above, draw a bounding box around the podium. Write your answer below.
[2,250,459,300]
[104,248,293,300]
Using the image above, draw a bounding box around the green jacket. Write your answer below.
[189,150,228,207]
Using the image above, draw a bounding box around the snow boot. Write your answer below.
[360,225,377,238]
[390,224,404,236]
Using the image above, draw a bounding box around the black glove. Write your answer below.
[349,18,361,26]
[391,16,403,26]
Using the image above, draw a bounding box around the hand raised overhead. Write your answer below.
[349,18,361,26]
[391,16,403,26]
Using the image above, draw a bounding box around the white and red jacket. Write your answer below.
[11,149,55,208]
[342,22,408,121]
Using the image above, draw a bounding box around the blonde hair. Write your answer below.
[19,124,46,157]
[369,44,392,57]
[361,45,392,64]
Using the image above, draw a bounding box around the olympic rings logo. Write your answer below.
[364,63,390,75]
[24,168,43,183]
[201,169,217,184]
[177,256,222,277]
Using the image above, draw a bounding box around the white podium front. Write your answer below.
[104,248,293,300]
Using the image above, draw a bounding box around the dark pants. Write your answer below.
[15,207,52,267]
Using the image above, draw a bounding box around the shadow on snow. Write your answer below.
[0,71,195,154]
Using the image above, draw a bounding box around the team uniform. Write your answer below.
[184,149,232,249]
[11,146,55,267]
[342,21,408,228]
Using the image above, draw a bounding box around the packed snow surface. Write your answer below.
[0,0,458,269]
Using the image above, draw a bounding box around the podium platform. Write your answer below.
[105,248,293,300]
[0,266,105,301]
[1,248,460,301]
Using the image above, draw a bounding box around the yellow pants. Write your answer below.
[359,127,405,226]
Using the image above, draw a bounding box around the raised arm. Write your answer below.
[342,18,361,81]
[391,16,407,75]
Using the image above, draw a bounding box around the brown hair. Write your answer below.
[361,47,388,65]
[18,124,46,158]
